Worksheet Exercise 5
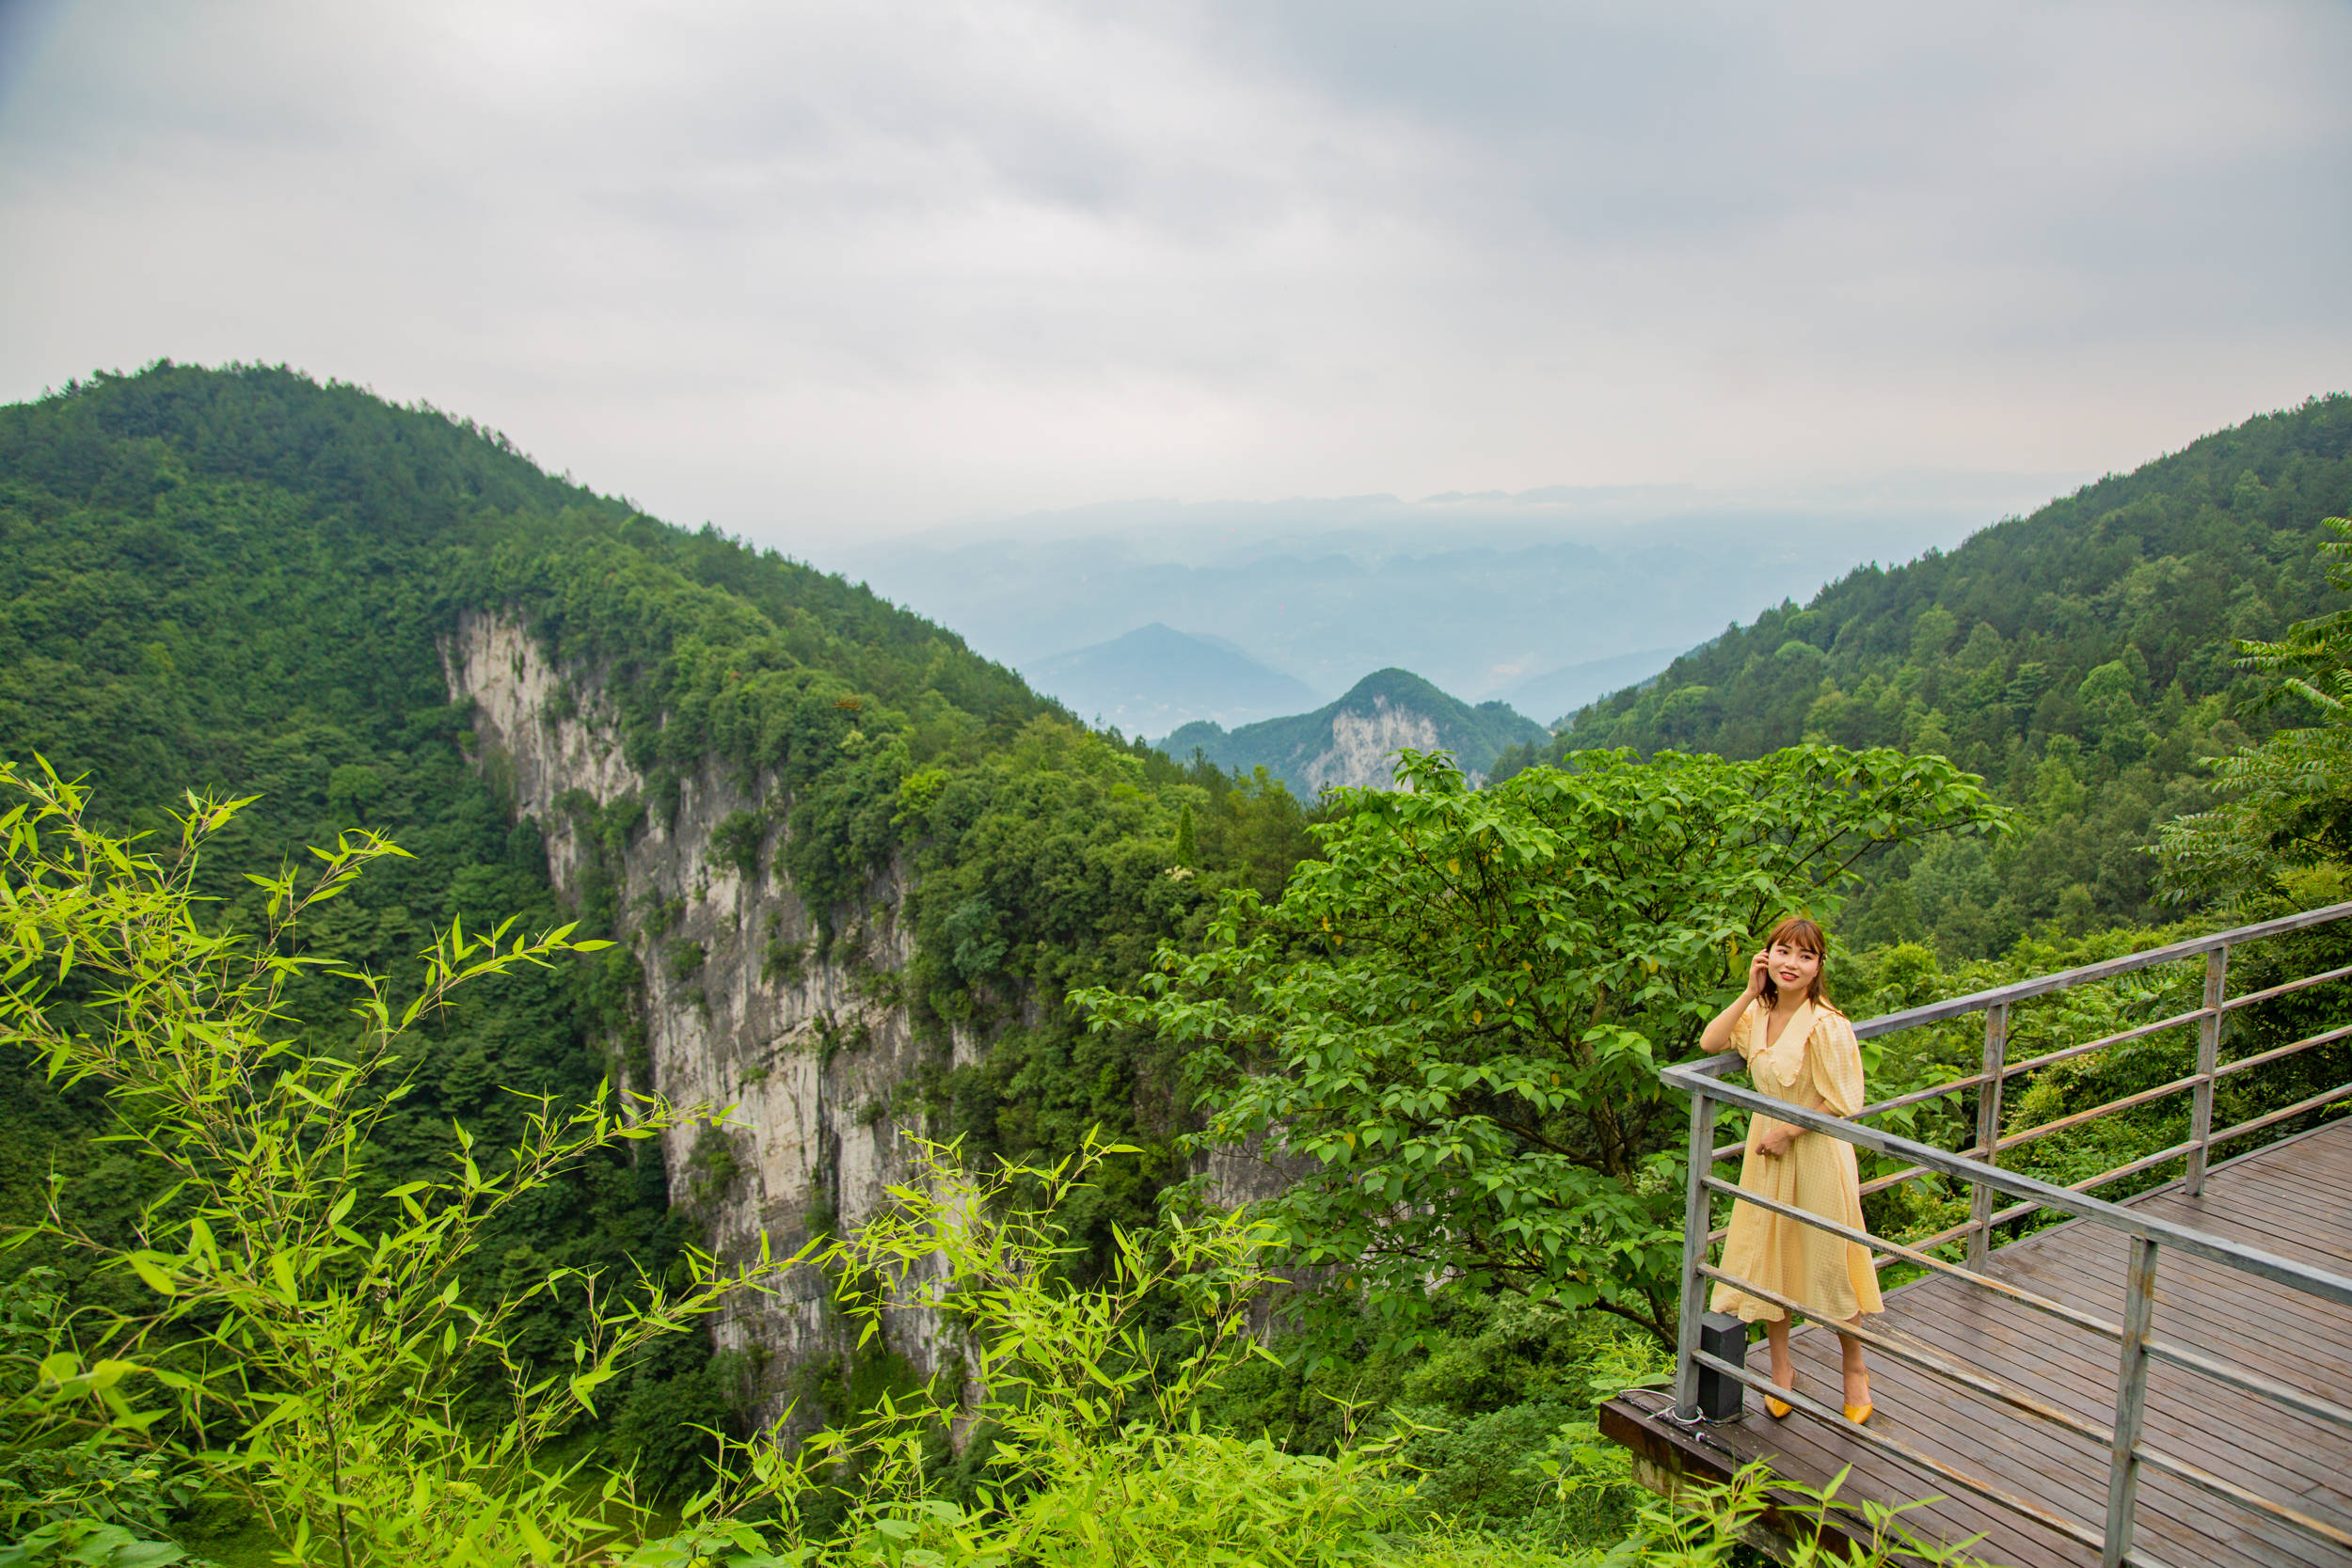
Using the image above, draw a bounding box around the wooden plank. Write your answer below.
[1871,1286,2352,1562]
[1988,1244,2352,1386]
[1880,1285,2343,1506]
[2183,1158,2352,1222]
[1987,1246,2352,1424]
[1807,1305,2345,1568]
[2195,1163,2352,1227]
[1737,1301,2292,1568]
[1626,1118,2352,1567]
[1605,1389,2089,1568]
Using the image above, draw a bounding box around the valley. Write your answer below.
[4,366,2351,1565]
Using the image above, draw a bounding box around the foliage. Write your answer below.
[2161,515,2352,904]
[0,1519,204,1568]
[0,362,1326,1462]
[0,1268,204,1543]
[0,364,739,1477]
[1077,744,2003,1354]
[1496,393,2352,956]
[0,764,810,1566]
[627,1139,1984,1568]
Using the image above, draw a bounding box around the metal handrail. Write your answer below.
[1663,900,2352,1568]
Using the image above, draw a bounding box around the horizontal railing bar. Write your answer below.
[2206,1082,2352,1149]
[1686,1349,2112,1554]
[1993,1072,2203,1154]
[1994,1008,2207,1083]
[2145,1336,2352,1436]
[1878,1215,1976,1260]
[1835,1022,2344,1214]
[2134,1446,2352,1553]
[2214,1022,2352,1081]
[1666,1057,2352,1307]
[1975,1140,2200,1231]
[2221,962,2352,1013]
[1700,1179,2122,1338]
[1831,1015,2203,1163]
[1847,900,2352,1039]
[1698,1262,2117,1446]
[1857,1070,1994,1119]
[1857,1158,1949,1199]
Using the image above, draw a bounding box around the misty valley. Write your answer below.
[4,369,2352,1567]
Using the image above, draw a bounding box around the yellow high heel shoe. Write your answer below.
[1764,1384,1793,1420]
[1843,1390,1873,1425]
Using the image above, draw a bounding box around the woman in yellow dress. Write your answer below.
[1700,915,1882,1423]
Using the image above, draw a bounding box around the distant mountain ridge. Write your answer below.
[1164,669,1548,797]
[1025,623,1323,734]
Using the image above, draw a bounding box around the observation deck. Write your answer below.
[1602,904,2352,1568]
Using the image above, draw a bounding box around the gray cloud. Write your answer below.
[0,0,2344,553]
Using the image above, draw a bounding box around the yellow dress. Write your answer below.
[1708,999,1884,1325]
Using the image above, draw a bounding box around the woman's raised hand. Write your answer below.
[1746,949,1772,997]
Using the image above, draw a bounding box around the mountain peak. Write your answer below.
[1163,670,1545,796]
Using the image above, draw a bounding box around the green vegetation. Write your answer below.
[0,767,777,1565]
[0,364,1329,1541]
[1165,668,1548,796]
[9,361,2352,1564]
[0,783,1969,1565]
[1496,395,2352,959]
[1081,744,2000,1354]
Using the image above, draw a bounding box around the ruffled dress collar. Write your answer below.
[1748,998,1817,1095]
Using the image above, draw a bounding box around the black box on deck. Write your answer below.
[1696,1311,1747,1421]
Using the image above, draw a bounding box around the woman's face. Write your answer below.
[1767,938,1822,997]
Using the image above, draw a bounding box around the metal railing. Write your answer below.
[1664,899,2352,1568]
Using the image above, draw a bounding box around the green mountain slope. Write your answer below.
[0,361,1315,1480]
[1501,394,2352,957]
[1164,668,1548,796]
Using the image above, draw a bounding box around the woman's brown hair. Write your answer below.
[1761,915,1839,1013]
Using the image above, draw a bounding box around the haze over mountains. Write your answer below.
[831,477,2077,732]
[1025,624,1320,735]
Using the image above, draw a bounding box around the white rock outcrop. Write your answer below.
[441,610,970,1421]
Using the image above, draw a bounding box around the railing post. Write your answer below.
[2102,1235,2159,1568]
[1968,1002,2010,1271]
[2186,944,2230,1197]
[1672,1083,1720,1418]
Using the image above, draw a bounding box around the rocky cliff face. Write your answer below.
[1303,698,1448,794]
[441,610,968,1418]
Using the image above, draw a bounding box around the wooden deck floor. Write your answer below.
[1601,1116,2352,1567]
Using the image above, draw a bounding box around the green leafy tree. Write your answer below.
[2162,515,2352,903]
[1078,746,2003,1354]
[0,762,803,1566]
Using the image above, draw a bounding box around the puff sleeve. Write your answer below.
[1805,1011,1867,1117]
[1728,999,1762,1060]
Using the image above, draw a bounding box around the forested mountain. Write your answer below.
[1163,667,1548,795]
[0,362,1314,1484]
[1495,395,2352,959]
[13,364,2352,1567]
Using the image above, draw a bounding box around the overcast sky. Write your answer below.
[2,0,2346,549]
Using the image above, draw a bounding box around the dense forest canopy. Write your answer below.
[0,362,1314,1484]
[1496,394,2352,958]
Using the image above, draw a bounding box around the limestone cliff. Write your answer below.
[441,610,967,1418]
